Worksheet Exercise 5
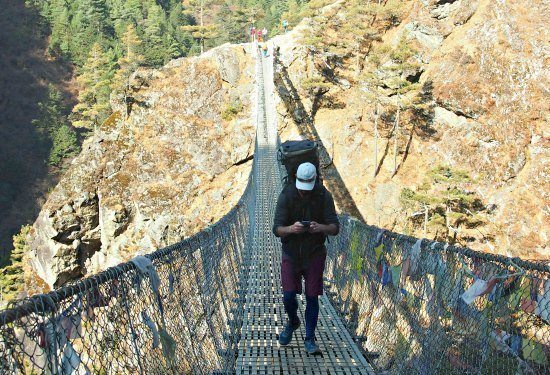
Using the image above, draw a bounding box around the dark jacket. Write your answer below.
[272,182,339,268]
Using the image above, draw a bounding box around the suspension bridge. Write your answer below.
[0,45,548,374]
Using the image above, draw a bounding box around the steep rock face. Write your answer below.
[271,0,548,259]
[405,0,548,258]
[30,45,256,289]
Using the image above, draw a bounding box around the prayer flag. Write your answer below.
[61,342,82,375]
[160,328,177,360]
[522,338,548,365]
[407,239,422,277]
[381,262,391,287]
[60,314,82,340]
[141,311,160,349]
[390,265,402,288]
[461,279,487,304]
[510,335,521,356]
[534,279,549,321]
[374,244,384,262]
[508,277,530,309]
[461,278,498,305]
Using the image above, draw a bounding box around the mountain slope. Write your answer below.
[271,0,548,259]
[29,44,256,289]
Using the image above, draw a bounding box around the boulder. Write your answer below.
[404,22,444,50]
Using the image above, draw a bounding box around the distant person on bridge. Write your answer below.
[250,25,256,42]
[262,27,268,41]
[273,162,339,355]
[282,19,288,33]
[257,29,263,42]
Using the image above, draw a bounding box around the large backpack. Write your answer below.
[277,139,320,183]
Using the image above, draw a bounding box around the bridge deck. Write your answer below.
[235,45,374,375]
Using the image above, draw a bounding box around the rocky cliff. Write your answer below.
[26,0,548,290]
[271,0,548,259]
[29,44,256,289]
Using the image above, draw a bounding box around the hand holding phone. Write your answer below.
[300,220,311,228]
[307,221,323,233]
[290,221,307,234]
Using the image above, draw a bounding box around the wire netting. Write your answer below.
[325,216,549,374]
[0,174,255,375]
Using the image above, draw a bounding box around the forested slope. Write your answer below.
[0,1,74,260]
[1,0,313,301]
[0,0,312,257]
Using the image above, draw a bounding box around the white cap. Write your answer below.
[296,162,317,191]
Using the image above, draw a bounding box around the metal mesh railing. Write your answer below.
[325,216,549,374]
[0,173,255,374]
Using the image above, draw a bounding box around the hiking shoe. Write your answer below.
[304,339,321,355]
[278,320,300,346]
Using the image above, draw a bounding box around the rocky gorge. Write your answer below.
[25,0,548,292]
[28,44,256,289]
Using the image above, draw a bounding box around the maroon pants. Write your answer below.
[281,252,326,296]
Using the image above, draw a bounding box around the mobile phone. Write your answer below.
[300,220,311,228]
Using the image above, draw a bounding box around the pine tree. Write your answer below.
[109,0,129,37]
[400,167,485,242]
[71,0,112,64]
[122,0,144,24]
[48,0,72,57]
[340,0,380,76]
[32,84,66,135]
[301,20,326,80]
[360,45,387,177]
[280,0,304,28]
[360,32,421,177]
[0,226,31,304]
[215,3,249,44]
[85,0,110,35]
[143,3,167,65]
[268,1,289,33]
[144,4,165,44]
[32,85,80,166]
[245,4,266,31]
[167,35,184,59]
[112,24,145,117]
[72,43,113,129]
[388,35,420,176]
[49,123,80,165]
[181,0,221,54]
[360,78,383,177]
[167,1,197,55]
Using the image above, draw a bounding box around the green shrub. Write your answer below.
[300,77,332,95]
[48,123,80,166]
[32,85,80,167]
[221,100,244,121]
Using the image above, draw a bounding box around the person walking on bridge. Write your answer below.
[282,19,288,33]
[273,162,339,355]
[250,25,256,42]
